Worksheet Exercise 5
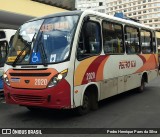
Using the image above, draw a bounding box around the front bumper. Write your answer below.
[4,79,71,109]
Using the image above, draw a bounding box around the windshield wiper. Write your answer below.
[12,33,36,67]
[37,32,48,67]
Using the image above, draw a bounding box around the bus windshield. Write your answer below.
[6,15,79,66]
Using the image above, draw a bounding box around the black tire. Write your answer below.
[75,93,91,115]
[90,93,98,110]
[137,77,145,93]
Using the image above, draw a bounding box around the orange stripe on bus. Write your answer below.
[136,54,158,73]
[154,54,159,65]
[74,56,98,86]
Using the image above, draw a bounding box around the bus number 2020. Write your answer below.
[35,79,47,86]
[86,72,96,80]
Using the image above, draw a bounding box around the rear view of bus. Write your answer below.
[0,29,16,91]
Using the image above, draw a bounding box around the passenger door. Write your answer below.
[73,17,102,107]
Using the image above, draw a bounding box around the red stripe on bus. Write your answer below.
[81,55,109,85]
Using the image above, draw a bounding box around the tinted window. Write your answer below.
[152,32,156,53]
[0,31,6,39]
[156,31,160,47]
[77,21,101,59]
[103,21,123,54]
[141,30,152,54]
[125,26,140,54]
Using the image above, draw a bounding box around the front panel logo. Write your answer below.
[25,80,30,84]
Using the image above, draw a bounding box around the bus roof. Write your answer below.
[92,10,154,30]
[28,10,83,22]
[27,10,154,31]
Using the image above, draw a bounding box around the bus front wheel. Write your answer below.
[75,93,91,115]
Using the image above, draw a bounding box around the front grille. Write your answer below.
[12,94,46,104]
[9,73,51,77]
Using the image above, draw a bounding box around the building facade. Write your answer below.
[29,0,160,29]
[0,0,68,29]
[75,0,106,13]
[106,0,160,29]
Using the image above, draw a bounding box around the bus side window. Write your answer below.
[102,21,124,54]
[77,20,101,59]
[125,26,140,54]
[152,32,156,53]
[141,29,152,54]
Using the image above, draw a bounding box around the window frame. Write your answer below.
[140,28,152,54]
[124,25,141,55]
[102,20,124,55]
[152,31,157,53]
[77,19,102,61]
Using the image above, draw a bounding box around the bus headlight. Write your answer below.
[48,69,68,88]
[3,73,10,86]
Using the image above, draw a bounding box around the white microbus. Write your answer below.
[0,29,16,91]
[3,10,159,115]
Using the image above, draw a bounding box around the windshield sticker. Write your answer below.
[40,22,69,32]
[7,56,17,62]
[50,54,56,62]
[31,52,41,63]
[43,35,48,40]
[25,55,30,61]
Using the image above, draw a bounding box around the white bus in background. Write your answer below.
[0,29,16,91]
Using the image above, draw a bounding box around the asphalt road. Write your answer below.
[0,76,160,137]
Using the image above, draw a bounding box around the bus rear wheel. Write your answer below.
[137,77,145,93]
